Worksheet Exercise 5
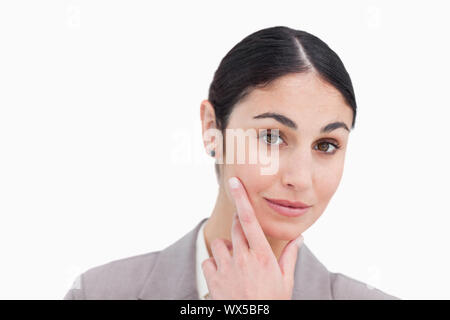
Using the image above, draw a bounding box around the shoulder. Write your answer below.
[329,272,400,300]
[63,250,160,300]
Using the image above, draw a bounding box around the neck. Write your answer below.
[203,182,289,261]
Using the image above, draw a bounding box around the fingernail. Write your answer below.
[295,235,304,247]
[228,177,239,189]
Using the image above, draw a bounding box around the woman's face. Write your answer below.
[220,72,353,241]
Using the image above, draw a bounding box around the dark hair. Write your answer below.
[207,26,357,180]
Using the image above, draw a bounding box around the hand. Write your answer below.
[201,176,304,300]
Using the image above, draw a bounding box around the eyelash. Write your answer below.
[259,129,342,155]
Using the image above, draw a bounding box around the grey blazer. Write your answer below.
[64,217,400,300]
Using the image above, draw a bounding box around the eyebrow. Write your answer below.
[253,112,350,133]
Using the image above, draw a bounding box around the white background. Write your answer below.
[0,0,449,299]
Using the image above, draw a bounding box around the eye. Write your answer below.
[315,140,341,155]
[259,129,284,146]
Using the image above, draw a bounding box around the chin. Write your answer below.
[257,214,303,241]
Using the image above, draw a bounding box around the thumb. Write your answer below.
[278,235,304,278]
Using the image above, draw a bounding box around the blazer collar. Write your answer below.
[137,218,333,300]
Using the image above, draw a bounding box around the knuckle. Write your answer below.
[235,253,248,268]
[254,252,270,266]
[220,258,231,270]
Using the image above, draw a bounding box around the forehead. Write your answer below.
[231,72,353,128]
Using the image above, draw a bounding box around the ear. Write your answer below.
[200,100,222,159]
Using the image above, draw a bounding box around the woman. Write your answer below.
[64,26,400,300]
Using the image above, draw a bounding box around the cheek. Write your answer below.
[223,138,278,199]
[303,160,345,229]
[315,159,345,201]
[224,158,277,216]
[232,163,275,199]
[232,164,282,235]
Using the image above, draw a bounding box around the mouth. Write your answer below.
[263,197,311,217]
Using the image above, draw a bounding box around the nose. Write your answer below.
[280,148,313,191]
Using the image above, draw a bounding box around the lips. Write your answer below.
[263,197,311,208]
[263,197,311,218]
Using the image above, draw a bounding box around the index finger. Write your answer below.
[228,176,272,255]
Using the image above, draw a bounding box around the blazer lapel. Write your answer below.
[137,218,206,300]
[291,242,333,299]
[137,217,333,300]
